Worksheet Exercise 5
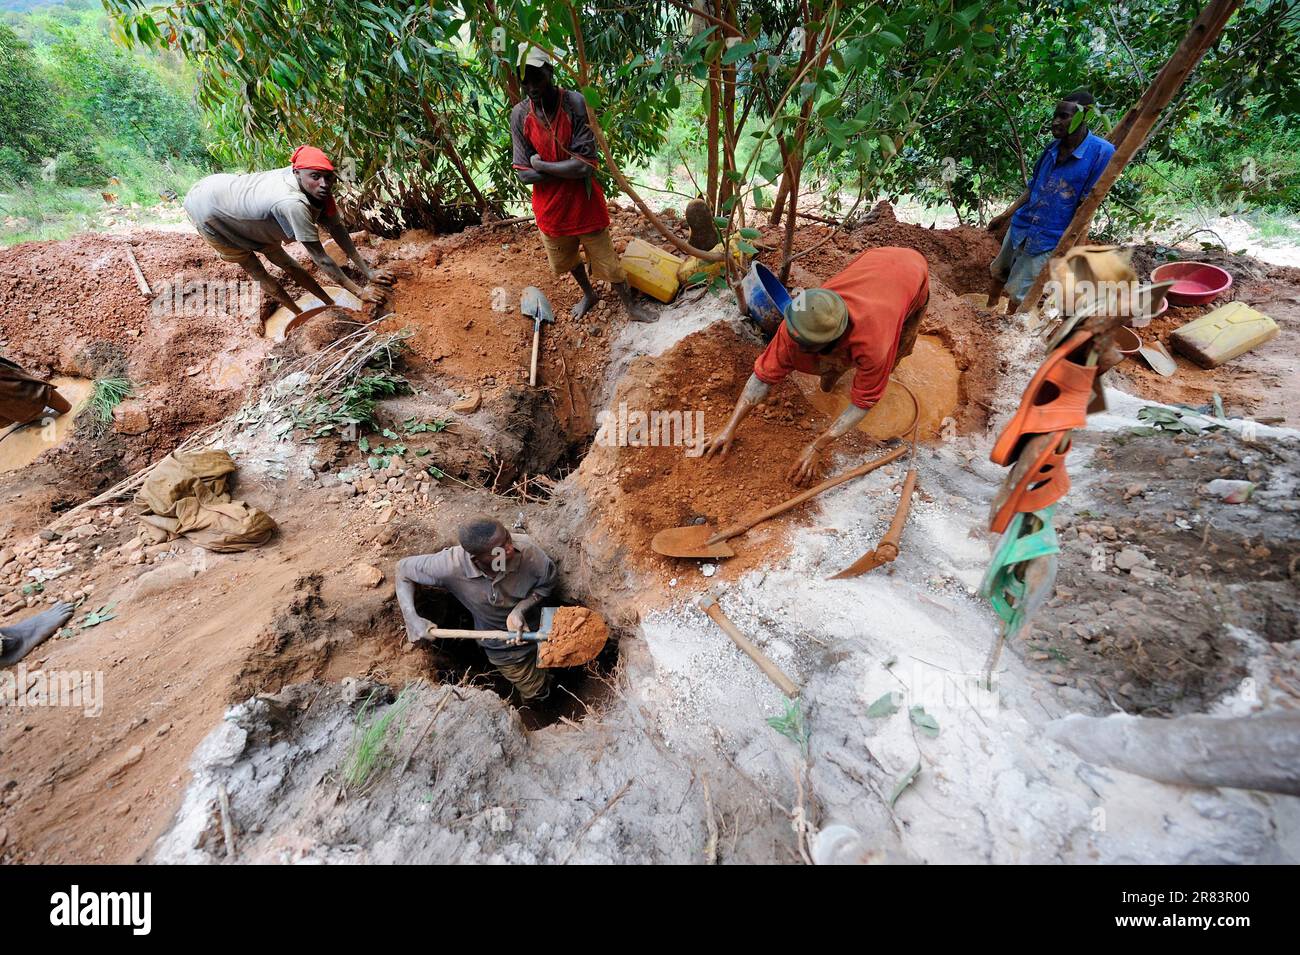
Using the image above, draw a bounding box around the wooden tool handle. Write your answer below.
[529,324,541,386]
[877,467,917,553]
[709,443,909,544]
[699,598,799,698]
[427,627,543,642]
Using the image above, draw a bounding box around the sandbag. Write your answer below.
[136,449,238,516]
[135,448,276,552]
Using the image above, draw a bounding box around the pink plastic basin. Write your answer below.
[1151,261,1232,306]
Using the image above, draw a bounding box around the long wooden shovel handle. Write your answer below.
[529,323,541,386]
[427,627,544,642]
[699,597,799,698]
[708,443,909,544]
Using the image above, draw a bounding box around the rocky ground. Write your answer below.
[1,205,1297,864]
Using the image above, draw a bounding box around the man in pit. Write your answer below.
[183,146,391,333]
[395,517,558,704]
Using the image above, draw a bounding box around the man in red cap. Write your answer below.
[183,146,391,333]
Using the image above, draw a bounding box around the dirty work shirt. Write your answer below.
[753,247,930,410]
[1010,131,1115,255]
[510,90,610,237]
[0,357,54,428]
[183,167,340,252]
[399,535,557,664]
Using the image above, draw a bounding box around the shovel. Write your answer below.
[651,444,909,559]
[521,285,555,387]
[422,606,608,668]
[1135,338,1178,376]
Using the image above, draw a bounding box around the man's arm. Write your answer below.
[510,103,550,186]
[323,220,391,286]
[700,373,771,460]
[298,240,386,304]
[528,154,592,180]
[394,555,448,643]
[505,547,558,635]
[988,191,1028,233]
[788,403,870,485]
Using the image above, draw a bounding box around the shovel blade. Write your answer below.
[1137,341,1178,377]
[650,525,736,559]
[535,606,558,639]
[521,285,555,324]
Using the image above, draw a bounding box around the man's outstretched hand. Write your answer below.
[700,428,736,461]
[787,443,823,487]
[359,285,387,304]
[370,267,395,287]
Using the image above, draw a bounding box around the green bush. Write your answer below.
[0,24,73,163]
[53,147,109,187]
[0,145,32,186]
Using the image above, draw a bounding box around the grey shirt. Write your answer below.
[396,534,557,663]
[183,167,339,251]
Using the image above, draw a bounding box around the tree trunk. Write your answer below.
[1046,711,1300,796]
[768,141,792,227]
[706,48,721,208]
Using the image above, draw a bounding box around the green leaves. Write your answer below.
[909,705,940,737]
[890,760,921,807]
[79,603,118,630]
[721,40,756,65]
[866,691,901,718]
[766,698,810,754]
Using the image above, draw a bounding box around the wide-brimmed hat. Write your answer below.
[784,288,848,345]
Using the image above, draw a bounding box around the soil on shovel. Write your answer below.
[538,606,611,668]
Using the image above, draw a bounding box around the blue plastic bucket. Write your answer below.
[741,261,792,340]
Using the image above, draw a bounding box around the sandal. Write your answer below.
[990,331,1096,465]
[979,507,1060,627]
[988,432,1072,533]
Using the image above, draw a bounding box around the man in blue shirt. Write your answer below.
[986,89,1116,311]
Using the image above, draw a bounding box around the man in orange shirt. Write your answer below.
[702,247,929,485]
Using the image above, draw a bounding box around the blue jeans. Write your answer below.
[990,229,1052,304]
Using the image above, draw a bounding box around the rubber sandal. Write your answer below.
[990,331,1096,465]
[1005,553,1058,642]
[988,432,1072,533]
[979,507,1059,625]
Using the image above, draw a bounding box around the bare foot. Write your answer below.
[571,291,599,320]
[0,602,76,666]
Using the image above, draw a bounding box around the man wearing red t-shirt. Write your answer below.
[510,46,652,322]
[702,247,930,485]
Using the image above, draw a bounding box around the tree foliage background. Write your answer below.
[4,0,1298,245]
[1,0,211,241]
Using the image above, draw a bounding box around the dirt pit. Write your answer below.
[6,207,1295,866]
[409,587,619,727]
[802,335,961,440]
